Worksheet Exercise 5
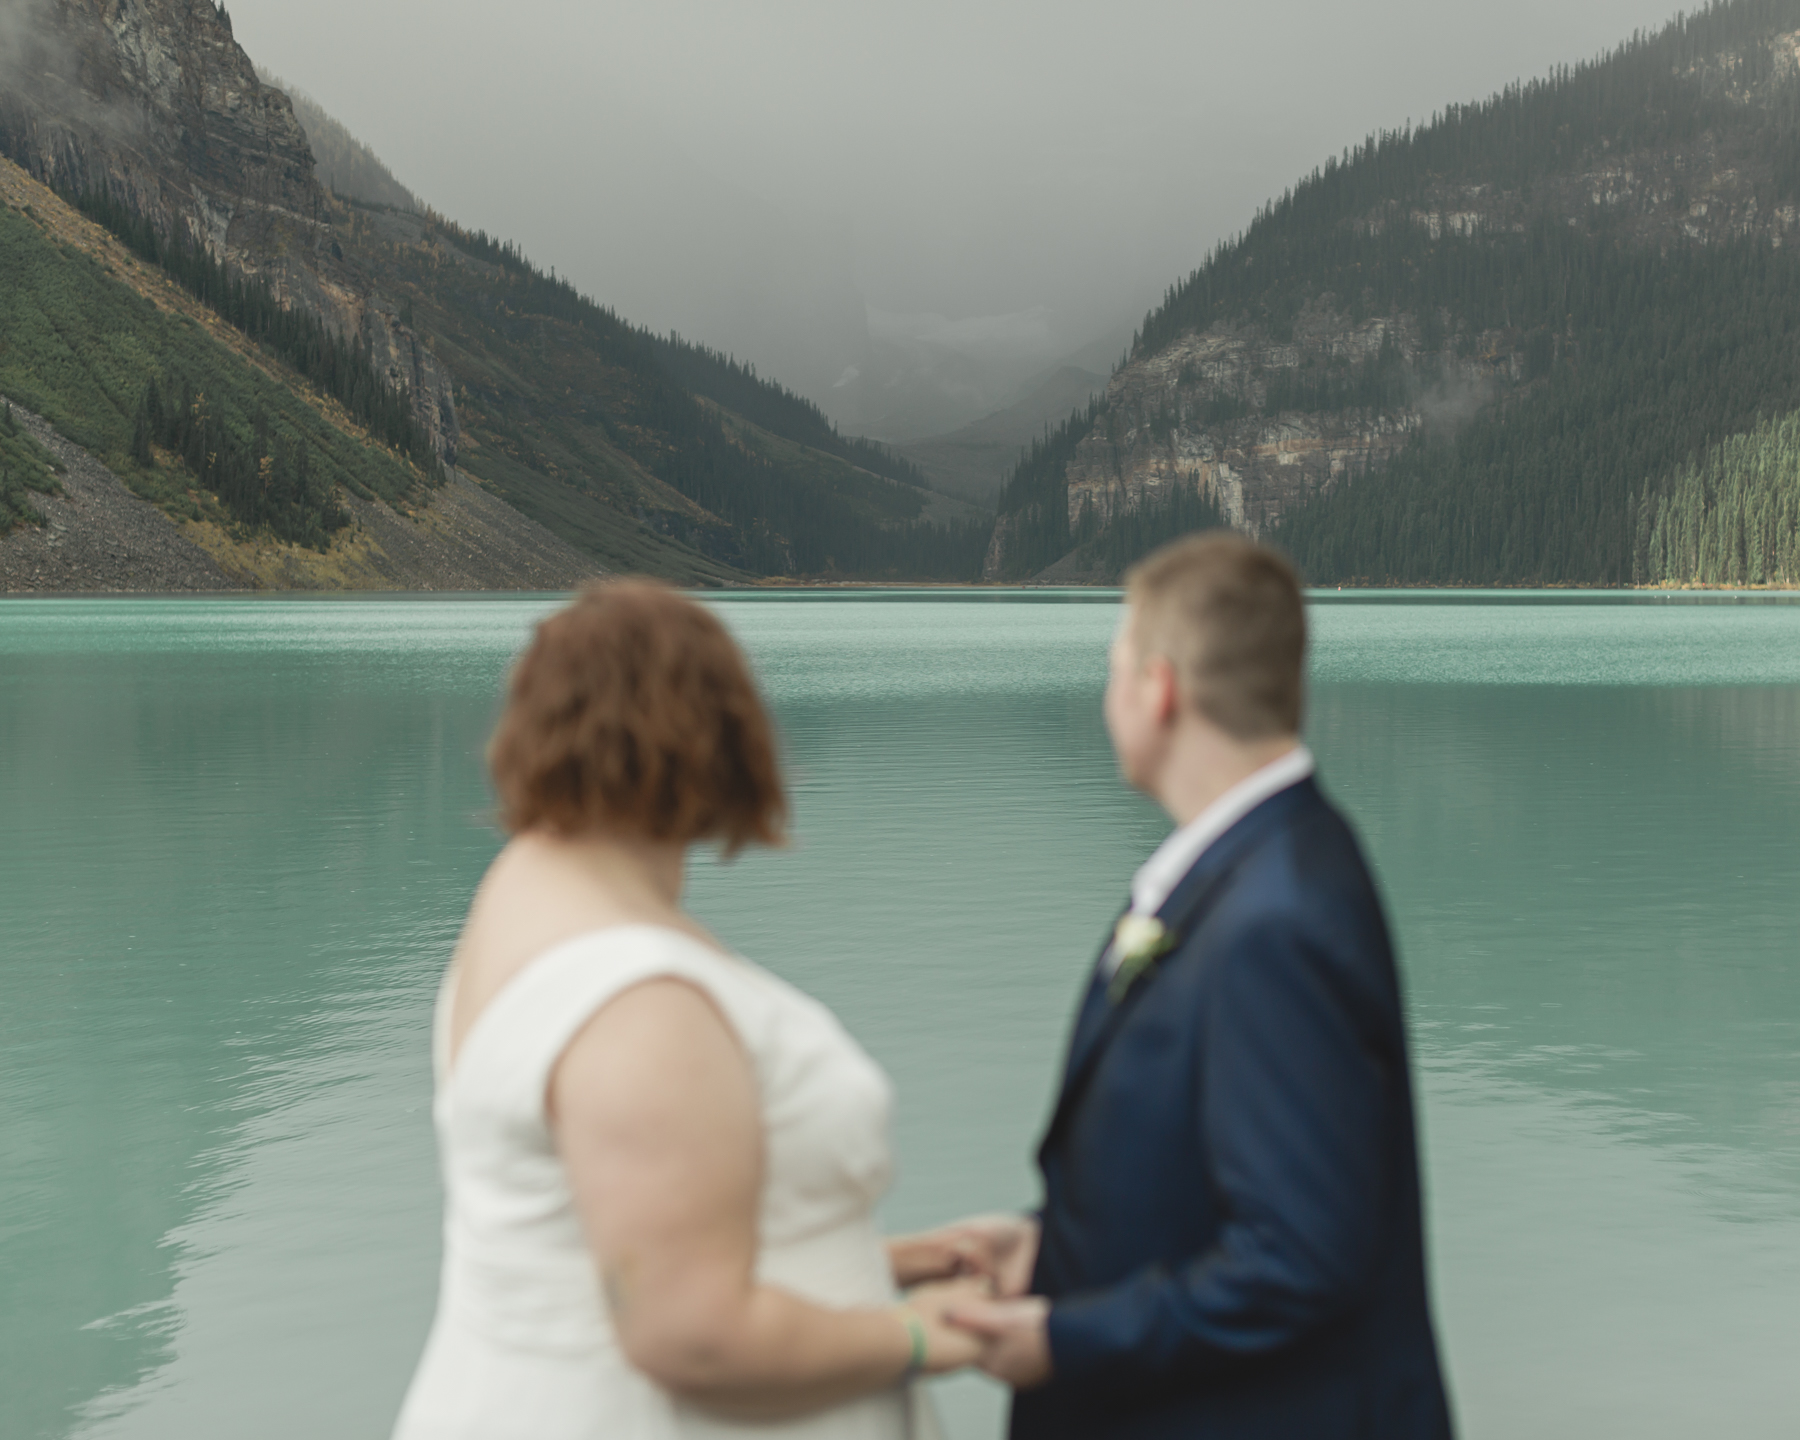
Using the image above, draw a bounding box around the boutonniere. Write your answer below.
[1107,914,1180,1003]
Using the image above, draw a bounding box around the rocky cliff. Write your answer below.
[1058,315,1433,536]
[985,309,1496,579]
[0,0,320,257]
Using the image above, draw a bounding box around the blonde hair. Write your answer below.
[1124,532,1306,739]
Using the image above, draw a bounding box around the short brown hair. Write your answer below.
[1124,532,1306,739]
[488,580,786,853]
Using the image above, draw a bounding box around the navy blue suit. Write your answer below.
[1012,778,1453,1440]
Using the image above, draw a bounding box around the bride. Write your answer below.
[393,581,1001,1440]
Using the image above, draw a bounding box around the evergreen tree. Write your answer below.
[134,376,348,548]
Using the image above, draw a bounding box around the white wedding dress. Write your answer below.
[393,924,942,1440]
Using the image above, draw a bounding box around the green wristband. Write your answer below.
[902,1311,928,1379]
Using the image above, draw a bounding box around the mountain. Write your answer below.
[0,158,595,590]
[987,0,1800,587]
[0,0,976,589]
[896,364,1109,508]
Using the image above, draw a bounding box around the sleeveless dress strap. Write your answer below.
[445,924,764,1124]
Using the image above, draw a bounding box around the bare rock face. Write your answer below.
[0,0,324,259]
[1003,303,1510,580]
[365,302,461,466]
[1062,314,1421,544]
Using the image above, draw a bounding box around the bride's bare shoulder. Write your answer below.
[451,835,719,1020]
[468,832,559,909]
[447,839,613,1042]
[456,839,542,945]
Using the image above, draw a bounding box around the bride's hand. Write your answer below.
[886,1230,988,1288]
[899,1277,994,1374]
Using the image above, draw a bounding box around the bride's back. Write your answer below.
[401,920,908,1440]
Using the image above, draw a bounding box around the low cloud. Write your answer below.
[866,306,1057,358]
[1413,368,1497,434]
[0,0,142,147]
[0,0,45,82]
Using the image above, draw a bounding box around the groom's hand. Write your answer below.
[946,1296,1052,1389]
[954,1213,1040,1298]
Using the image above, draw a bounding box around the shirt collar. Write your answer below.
[1128,745,1315,919]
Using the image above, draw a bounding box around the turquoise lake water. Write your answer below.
[2,591,1798,1439]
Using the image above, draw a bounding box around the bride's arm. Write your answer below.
[552,978,982,1420]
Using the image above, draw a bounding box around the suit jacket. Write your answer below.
[1011,777,1453,1440]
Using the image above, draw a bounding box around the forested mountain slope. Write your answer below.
[339,210,985,580]
[989,0,1800,586]
[0,0,974,586]
[0,160,595,590]
[1636,408,1800,583]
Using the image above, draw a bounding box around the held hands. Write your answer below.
[891,1215,1053,1389]
[944,1295,1052,1389]
[886,1212,1040,1296]
[897,1277,994,1375]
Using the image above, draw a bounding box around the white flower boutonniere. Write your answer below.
[1108,914,1180,1004]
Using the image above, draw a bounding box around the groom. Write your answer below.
[942,534,1453,1438]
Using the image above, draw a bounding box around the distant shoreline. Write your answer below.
[8,581,1800,601]
[736,578,1800,594]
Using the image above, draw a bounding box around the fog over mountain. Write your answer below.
[228,0,1677,441]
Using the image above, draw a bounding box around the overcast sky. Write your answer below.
[233,0,1684,436]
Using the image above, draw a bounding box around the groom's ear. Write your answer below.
[1146,653,1182,726]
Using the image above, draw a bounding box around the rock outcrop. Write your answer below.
[982,307,1511,578]
[1059,313,1434,539]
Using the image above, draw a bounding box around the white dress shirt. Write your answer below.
[1105,745,1316,976]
